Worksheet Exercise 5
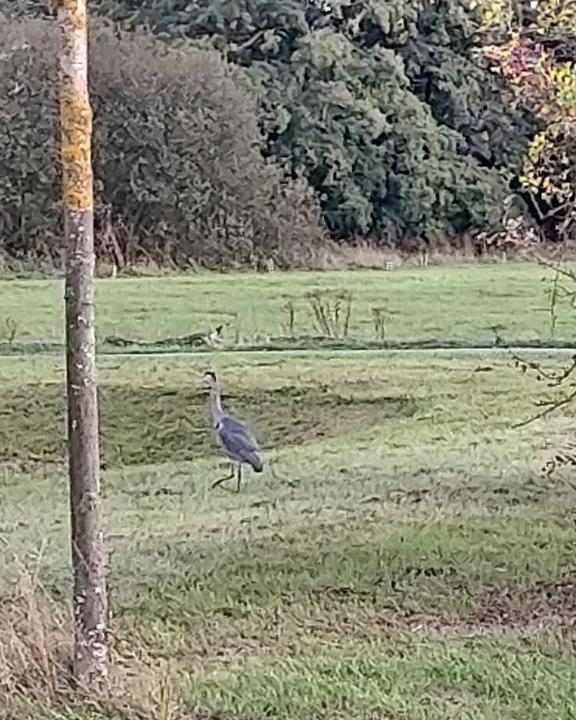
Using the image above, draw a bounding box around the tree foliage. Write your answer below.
[479,0,576,241]
[87,0,533,245]
[0,18,324,266]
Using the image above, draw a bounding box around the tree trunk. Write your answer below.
[58,0,108,686]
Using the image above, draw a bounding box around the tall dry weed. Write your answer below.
[0,569,185,720]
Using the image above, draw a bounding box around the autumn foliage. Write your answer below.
[479,0,576,241]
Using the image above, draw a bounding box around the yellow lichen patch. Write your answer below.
[57,0,87,33]
[60,84,93,212]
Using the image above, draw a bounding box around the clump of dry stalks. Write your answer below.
[0,571,185,720]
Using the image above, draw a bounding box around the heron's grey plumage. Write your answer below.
[216,415,264,472]
[203,371,263,490]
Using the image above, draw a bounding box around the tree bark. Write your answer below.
[58,0,108,686]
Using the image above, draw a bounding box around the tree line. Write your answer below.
[1,0,573,268]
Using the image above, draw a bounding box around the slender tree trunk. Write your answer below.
[58,0,108,686]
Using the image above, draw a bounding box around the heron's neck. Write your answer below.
[208,385,224,424]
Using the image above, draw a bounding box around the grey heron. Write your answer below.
[202,370,263,491]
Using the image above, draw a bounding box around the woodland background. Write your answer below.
[1,0,574,268]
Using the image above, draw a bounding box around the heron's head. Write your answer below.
[202,370,218,392]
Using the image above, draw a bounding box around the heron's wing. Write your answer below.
[218,415,261,460]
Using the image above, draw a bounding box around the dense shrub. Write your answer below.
[0,18,325,267]
[0,19,59,261]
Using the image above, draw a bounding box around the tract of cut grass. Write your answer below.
[0,349,571,470]
[2,268,576,719]
[0,263,572,349]
[186,635,576,720]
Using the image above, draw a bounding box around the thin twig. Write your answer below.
[513,386,576,428]
[534,254,576,284]
[509,350,576,386]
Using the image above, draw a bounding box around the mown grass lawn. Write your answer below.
[1,264,576,719]
[0,263,573,346]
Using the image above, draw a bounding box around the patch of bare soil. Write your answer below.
[470,574,576,630]
[310,574,576,639]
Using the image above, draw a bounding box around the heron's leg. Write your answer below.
[211,463,235,489]
[236,464,242,493]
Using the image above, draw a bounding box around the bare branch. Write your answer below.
[533,253,576,284]
[513,386,576,428]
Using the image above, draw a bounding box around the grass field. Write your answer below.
[0,263,574,348]
[1,263,576,719]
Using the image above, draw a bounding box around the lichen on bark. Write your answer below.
[60,89,93,211]
[57,0,87,33]
[59,0,92,212]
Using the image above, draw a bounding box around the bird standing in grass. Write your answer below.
[203,371,263,491]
